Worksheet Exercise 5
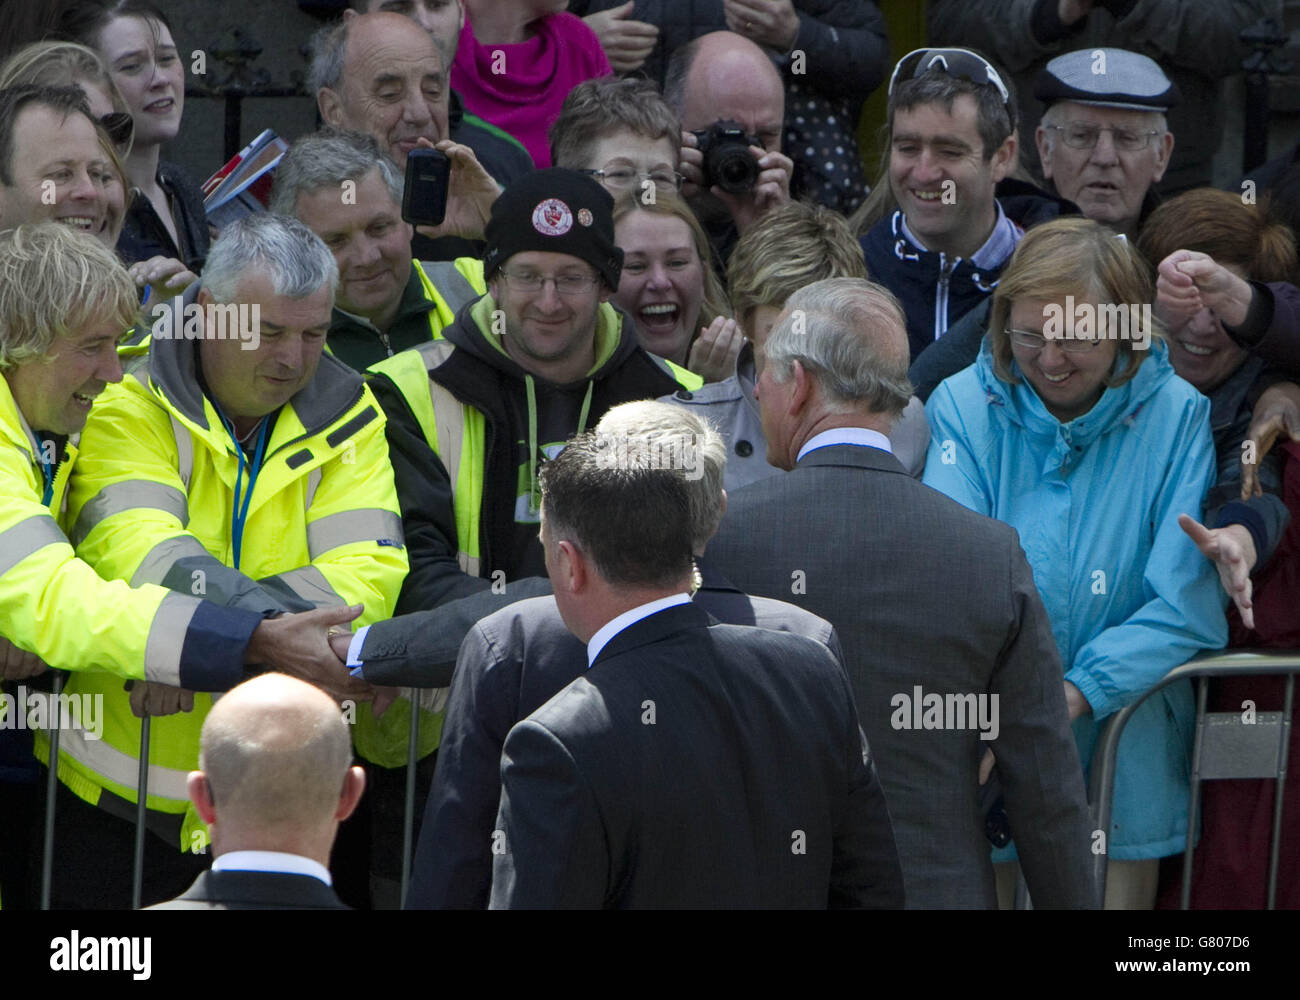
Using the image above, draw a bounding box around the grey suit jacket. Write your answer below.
[708,443,1094,908]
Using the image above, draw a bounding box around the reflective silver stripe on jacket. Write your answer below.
[0,514,68,577]
[130,534,212,587]
[261,566,344,608]
[306,509,404,558]
[70,480,190,548]
[54,726,191,803]
[143,592,200,686]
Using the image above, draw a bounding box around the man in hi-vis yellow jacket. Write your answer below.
[45,215,407,908]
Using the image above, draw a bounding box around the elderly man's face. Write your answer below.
[1037,102,1172,234]
[320,14,450,170]
[0,105,120,248]
[197,273,333,433]
[292,167,413,323]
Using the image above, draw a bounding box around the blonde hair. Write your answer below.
[0,39,129,114]
[0,223,139,369]
[594,400,726,550]
[728,200,867,330]
[612,190,730,327]
[989,217,1162,387]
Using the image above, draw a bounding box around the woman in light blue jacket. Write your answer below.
[923,218,1227,909]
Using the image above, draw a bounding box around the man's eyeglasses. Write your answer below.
[99,112,134,153]
[498,268,600,296]
[1044,123,1163,152]
[888,47,1012,114]
[1007,327,1106,354]
[578,168,684,192]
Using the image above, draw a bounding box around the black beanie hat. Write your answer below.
[483,168,624,289]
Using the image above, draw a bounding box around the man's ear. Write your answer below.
[1151,131,1174,184]
[990,130,1018,184]
[788,359,815,417]
[196,286,212,309]
[1035,126,1054,181]
[555,538,587,596]
[317,87,344,128]
[188,771,216,825]
[336,765,366,822]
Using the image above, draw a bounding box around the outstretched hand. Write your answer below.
[1179,514,1256,630]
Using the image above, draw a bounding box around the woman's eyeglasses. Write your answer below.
[1006,327,1106,354]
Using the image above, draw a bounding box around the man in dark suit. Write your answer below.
[707,277,1096,909]
[487,417,903,908]
[403,401,851,908]
[149,675,363,910]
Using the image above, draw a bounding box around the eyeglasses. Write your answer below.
[498,268,600,296]
[578,168,685,192]
[1006,327,1106,353]
[1044,123,1162,152]
[99,112,134,152]
[888,48,1012,114]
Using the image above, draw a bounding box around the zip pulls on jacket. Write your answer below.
[215,409,272,570]
[934,254,957,343]
[34,440,56,508]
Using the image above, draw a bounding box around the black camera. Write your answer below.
[691,119,762,196]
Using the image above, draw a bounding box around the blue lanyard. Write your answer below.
[223,416,270,571]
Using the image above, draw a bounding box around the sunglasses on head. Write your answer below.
[99,111,134,151]
[888,48,1012,113]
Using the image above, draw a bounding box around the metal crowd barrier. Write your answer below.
[1088,650,1300,909]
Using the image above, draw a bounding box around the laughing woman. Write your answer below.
[923,217,1227,909]
[611,191,736,381]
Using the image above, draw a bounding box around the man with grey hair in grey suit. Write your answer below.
[708,276,1095,908]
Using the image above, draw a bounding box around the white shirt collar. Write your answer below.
[797,427,893,463]
[587,593,692,667]
[211,850,332,886]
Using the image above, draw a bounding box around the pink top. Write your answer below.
[451,12,612,169]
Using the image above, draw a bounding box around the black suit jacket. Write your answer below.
[488,602,903,909]
[147,869,348,910]
[405,562,853,909]
[708,444,1095,909]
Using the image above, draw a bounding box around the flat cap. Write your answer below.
[1034,48,1179,112]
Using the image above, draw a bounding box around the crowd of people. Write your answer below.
[0,0,1297,911]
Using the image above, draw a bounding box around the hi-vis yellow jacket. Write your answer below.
[0,378,261,687]
[38,335,408,850]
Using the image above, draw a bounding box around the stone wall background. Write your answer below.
[74,1,1300,193]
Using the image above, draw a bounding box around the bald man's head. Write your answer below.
[316,11,450,169]
[666,31,785,154]
[199,674,355,835]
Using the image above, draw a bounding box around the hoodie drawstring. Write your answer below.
[525,375,594,515]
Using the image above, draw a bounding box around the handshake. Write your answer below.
[79,604,395,720]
